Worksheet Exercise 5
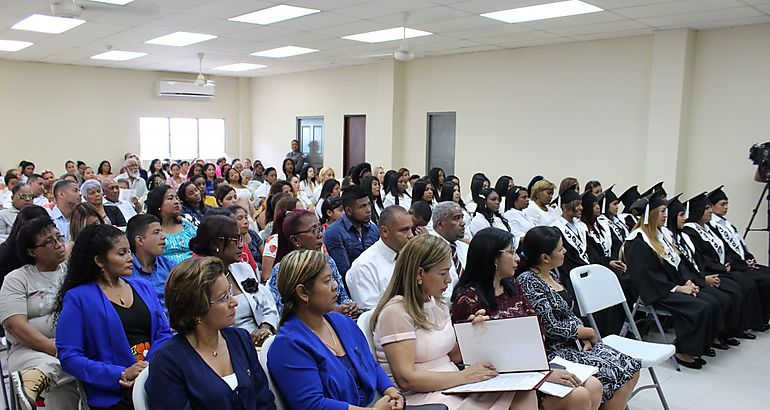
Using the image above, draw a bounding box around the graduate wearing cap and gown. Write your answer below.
[668,194,756,345]
[683,193,770,335]
[596,185,630,260]
[617,185,641,231]
[623,191,721,369]
[549,185,589,309]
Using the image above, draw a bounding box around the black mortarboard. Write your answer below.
[641,181,667,198]
[666,193,685,232]
[631,190,666,225]
[601,184,617,214]
[550,183,580,207]
[581,190,598,211]
[707,185,727,204]
[527,175,544,195]
[685,192,709,223]
[618,185,640,209]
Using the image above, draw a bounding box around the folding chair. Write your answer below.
[620,297,681,371]
[0,343,9,410]
[356,310,376,355]
[258,336,286,410]
[131,367,149,410]
[570,265,675,410]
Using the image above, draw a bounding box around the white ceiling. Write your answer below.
[1,0,769,77]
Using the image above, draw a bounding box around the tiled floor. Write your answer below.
[626,329,770,410]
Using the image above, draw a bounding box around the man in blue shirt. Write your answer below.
[323,185,379,277]
[127,214,176,313]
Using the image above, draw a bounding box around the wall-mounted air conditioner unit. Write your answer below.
[157,79,215,99]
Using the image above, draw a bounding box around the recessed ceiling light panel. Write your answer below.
[12,14,86,34]
[342,27,432,43]
[90,50,147,61]
[145,31,218,47]
[250,46,318,58]
[0,39,34,52]
[213,63,268,72]
[229,5,320,25]
[90,0,136,5]
[481,0,603,23]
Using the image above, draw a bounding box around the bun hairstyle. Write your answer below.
[517,226,562,274]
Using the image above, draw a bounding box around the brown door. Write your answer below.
[344,115,366,173]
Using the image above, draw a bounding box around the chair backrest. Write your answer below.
[357,310,376,355]
[131,366,150,410]
[258,336,286,410]
[569,264,627,316]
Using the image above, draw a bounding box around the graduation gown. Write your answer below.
[624,230,719,356]
[683,223,770,324]
[585,221,628,336]
[551,217,590,303]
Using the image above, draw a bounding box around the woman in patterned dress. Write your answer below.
[515,226,640,409]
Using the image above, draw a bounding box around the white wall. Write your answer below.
[0,59,251,174]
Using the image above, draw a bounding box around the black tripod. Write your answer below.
[743,182,770,263]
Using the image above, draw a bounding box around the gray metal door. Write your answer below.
[426,112,456,176]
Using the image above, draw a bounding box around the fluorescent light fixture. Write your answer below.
[229,5,320,25]
[12,14,86,34]
[89,0,135,4]
[481,0,603,23]
[250,46,318,58]
[213,63,267,72]
[342,27,432,43]
[90,50,147,61]
[0,39,34,52]
[145,31,217,47]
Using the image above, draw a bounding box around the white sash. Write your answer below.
[598,214,628,242]
[590,219,612,258]
[674,232,700,271]
[552,218,590,264]
[684,222,725,264]
[710,215,746,259]
[626,228,680,268]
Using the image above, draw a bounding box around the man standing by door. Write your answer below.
[285,139,306,172]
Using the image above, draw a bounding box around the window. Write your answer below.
[297,116,324,170]
[140,117,225,160]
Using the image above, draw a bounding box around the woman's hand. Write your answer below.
[382,387,405,410]
[251,326,272,347]
[460,362,498,384]
[333,302,361,319]
[577,326,598,345]
[372,394,396,410]
[468,309,490,326]
[609,260,627,273]
[581,339,593,351]
[705,275,720,287]
[547,369,581,388]
[119,361,148,388]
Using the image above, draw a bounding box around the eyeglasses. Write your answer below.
[210,284,234,305]
[17,193,35,200]
[34,234,65,249]
[218,235,244,247]
[294,225,323,236]
[499,249,516,255]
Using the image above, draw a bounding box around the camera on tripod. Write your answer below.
[749,142,770,183]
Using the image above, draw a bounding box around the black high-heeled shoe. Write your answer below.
[675,356,703,369]
[724,337,740,346]
[739,332,757,340]
[712,341,729,350]
[702,348,716,357]
[752,324,770,332]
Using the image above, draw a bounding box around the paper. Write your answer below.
[443,372,547,394]
[454,316,549,373]
[119,188,136,202]
[538,357,599,398]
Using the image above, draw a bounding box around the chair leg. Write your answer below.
[0,356,10,410]
[650,311,680,372]
[647,367,671,410]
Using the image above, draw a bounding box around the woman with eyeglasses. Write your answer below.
[146,257,276,409]
[0,217,80,409]
[0,183,34,241]
[54,224,172,410]
[190,215,278,348]
[0,205,50,285]
[267,209,358,318]
[146,185,197,264]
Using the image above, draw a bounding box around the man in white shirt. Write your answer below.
[115,158,147,200]
[102,178,141,221]
[430,202,468,300]
[27,174,49,206]
[49,180,82,241]
[346,206,414,309]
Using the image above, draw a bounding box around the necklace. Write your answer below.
[310,318,339,353]
[193,332,221,357]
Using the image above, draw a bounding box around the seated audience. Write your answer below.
[81,180,126,227]
[524,179,560,227]
[67,202,105,256]
[383,170,411,210]
[102,178,140,222]
[268,250,404,410]
[49,180,82,242]
[347,206,415,309]
[371,234,537,409]
[469,187,511,238]
[428,167,447,194]
[0,206,50,285]
[298,164,319,203]
[430,202,467,300]
[0,183,33,241]
[146,257,276,409]
[146,184,197,264]
[503,185,535,243]
[178,181,210,224]
[438,182,472,240]
[516,226,640,408]
[228,204,263,271]
[166,163,184,190]
[409,201,432,236]
[361,175,385,224]
[127,214,176,314]
[54,224,172,410]
[260,194,297,281]
[216,185,239,208]
[0,173,20,208]
[410,178,436,209]
[323,185,380,277]
[0,217,79,409]
[451,227,603,410]
[320,196,344,229]
[97,160,113,182]
[290,175,315,212]
[27,174,49,207]
[314,178,342,219]
[116,158,148,200]
[190,215,278,346]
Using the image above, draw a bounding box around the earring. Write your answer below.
[215,247,220,253]
[196,318,202,324]
[418,279,423,285]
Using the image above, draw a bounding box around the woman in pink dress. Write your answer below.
[371,234,537,410]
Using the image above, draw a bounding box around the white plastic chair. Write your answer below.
[258,336,286,410]
[131,366,149,410]
[356,310,376,356]
[620,297,681,371]
[570,264,675,410]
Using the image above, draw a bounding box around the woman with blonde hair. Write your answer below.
[268,250,405,410]
[524,179,560,227]
[371,234,537,410]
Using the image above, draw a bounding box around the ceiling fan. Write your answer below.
[194,53,214,87]
[393,13,415,62]
[50,0,160,18]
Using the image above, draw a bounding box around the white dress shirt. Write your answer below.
[115,173,147,200]
[0,189,11,210]
[0,207,19,242]
[33,195,49,207]
[503,207,535,241]
[468,213,510,237]
[430,232,467,302]
[523,200,561,227]
[345,239,399,309]
[383,193,409,210]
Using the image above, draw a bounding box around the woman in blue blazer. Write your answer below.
[146,256,276,409]
[268,249,404,410]
[54,224,172,410]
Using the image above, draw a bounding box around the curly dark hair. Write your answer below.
[53,224,125,319]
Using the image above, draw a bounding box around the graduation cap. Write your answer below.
[666,193,685,232]
[527,175,544,195]
[601,184,617,214]
[707,185,727,204]
[641,181,667,198]
[618,185,640,209]
[631,190,667,225]
[581,190,599,212]
[685,192,709,223]
[550,183,580,208]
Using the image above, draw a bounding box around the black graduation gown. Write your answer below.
[585,230,627,336]
[624,235,719,356]
[683,225,770,326]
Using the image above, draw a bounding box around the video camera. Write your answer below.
[750,142,770,183]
